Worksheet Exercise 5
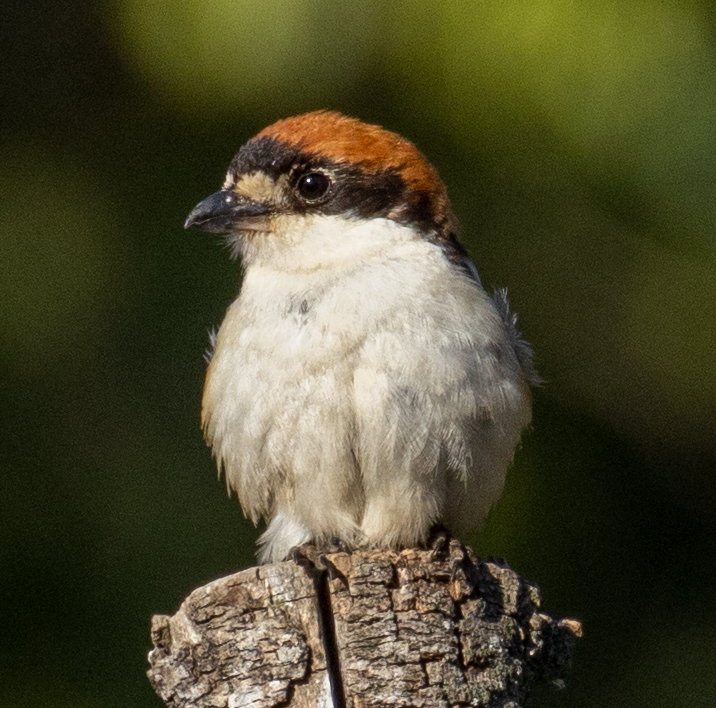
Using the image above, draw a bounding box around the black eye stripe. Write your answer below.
[229,136,444,236]
[231,136,298,177]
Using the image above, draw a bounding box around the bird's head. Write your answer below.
[185,111,458,262]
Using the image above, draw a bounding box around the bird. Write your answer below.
[185,110,536,564]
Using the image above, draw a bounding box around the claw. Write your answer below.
[449,538,467,582]
[450,557,463,583]
[290,543,326,571]
[428,524,451,559]
[320,554,348,585]
[290,544,348,588]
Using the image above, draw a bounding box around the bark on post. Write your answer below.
[147,547,582,708]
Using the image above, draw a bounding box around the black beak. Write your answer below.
[184,189,270,233]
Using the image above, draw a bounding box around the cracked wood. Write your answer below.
[148,548,581,708]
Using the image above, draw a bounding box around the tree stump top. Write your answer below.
[148,548,581,708]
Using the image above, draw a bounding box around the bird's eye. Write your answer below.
[296,172,330,202]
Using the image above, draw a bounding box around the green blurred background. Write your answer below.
[2,0,715,706]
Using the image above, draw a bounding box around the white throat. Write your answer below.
[237,214,427,273]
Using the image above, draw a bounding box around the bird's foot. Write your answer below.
[289,542,347,583]
[427,525,468,581]
[447,538,468,583]
[427,524,452,559]
[290,543,329,572]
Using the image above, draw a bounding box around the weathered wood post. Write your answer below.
[148,546,581,708]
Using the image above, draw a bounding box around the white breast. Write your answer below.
[202,215,531,562]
